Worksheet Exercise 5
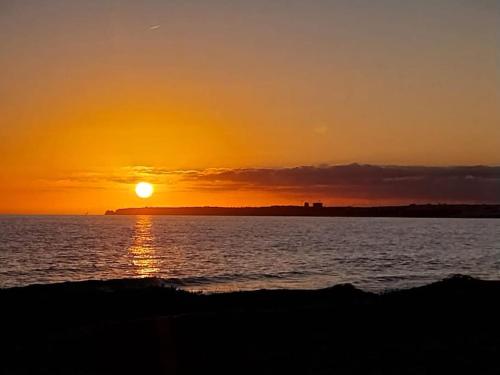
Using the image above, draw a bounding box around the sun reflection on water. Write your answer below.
[129,215,159,277]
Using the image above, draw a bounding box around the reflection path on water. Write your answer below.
[128,216,159,277]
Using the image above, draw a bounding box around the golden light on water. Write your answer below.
[135,182,154,199]
[129,215,159,277]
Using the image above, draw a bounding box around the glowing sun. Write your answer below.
[135,182,154,198]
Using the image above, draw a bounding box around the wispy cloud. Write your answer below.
[43,164,500,204]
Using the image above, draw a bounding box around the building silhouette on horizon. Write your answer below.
[304,202,323,208]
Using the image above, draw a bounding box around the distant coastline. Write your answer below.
[105,204,500,218]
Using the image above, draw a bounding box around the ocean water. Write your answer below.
[0,215,499,292]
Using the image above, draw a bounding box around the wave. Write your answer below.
[0,270,329,291]
[154,270,318,288]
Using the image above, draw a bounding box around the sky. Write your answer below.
[0,0,498,213]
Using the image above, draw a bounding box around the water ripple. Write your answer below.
[0,215,499,291]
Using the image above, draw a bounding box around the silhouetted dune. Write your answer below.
[1,275,500,374]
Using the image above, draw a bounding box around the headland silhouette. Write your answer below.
[106,204,500,218]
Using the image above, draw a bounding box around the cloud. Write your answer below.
[183,164,500,204]
[49,166,199,187]
[45,164,500,204]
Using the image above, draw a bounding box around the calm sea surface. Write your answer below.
[0,215,499,292]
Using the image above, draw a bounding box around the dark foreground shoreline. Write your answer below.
[2,276,500,374]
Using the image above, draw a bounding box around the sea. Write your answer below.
[0,215,499,292]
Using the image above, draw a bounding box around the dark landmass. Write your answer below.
[105,204,500,218]
[2,275,500,374]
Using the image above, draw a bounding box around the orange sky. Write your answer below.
[1,1,498,213]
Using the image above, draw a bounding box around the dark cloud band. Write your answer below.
[185,164,500,203]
